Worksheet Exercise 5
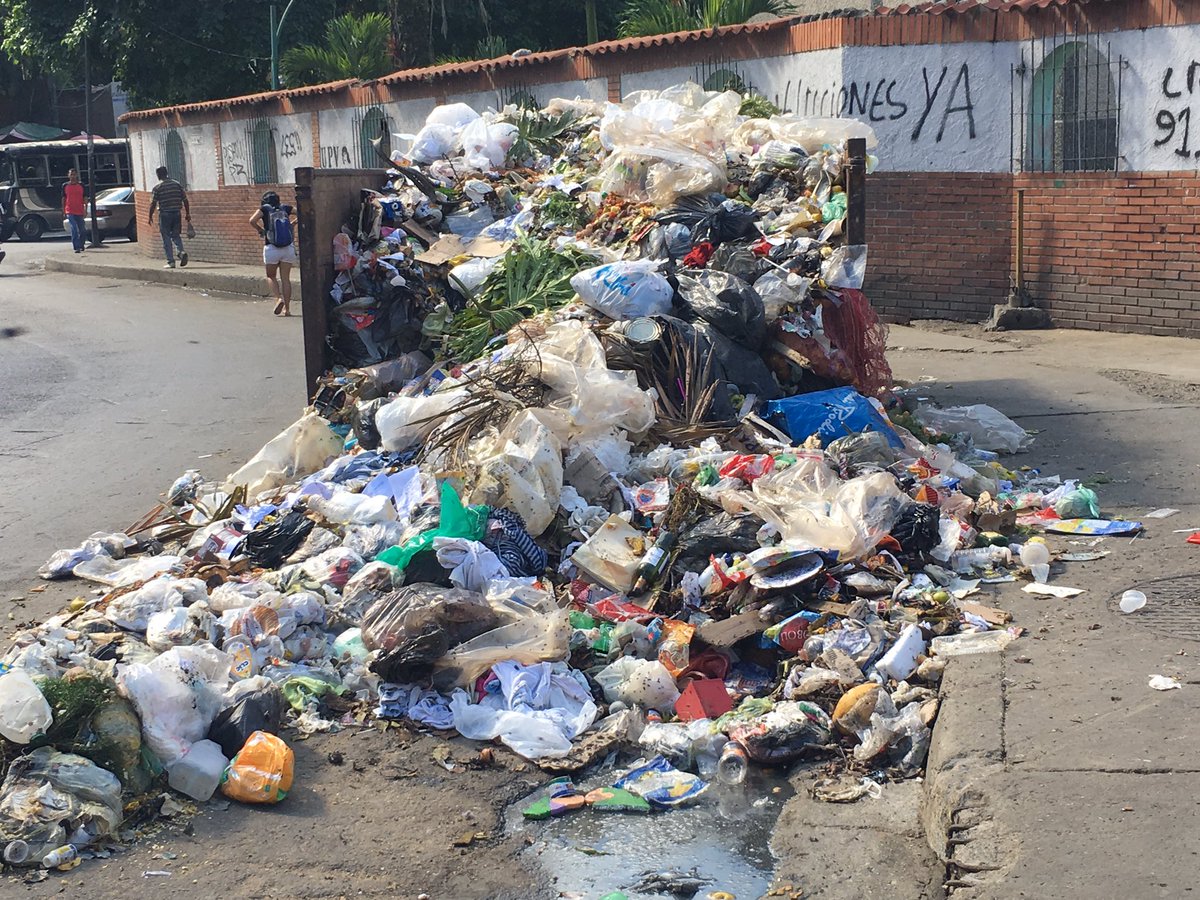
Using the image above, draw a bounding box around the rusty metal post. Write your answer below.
[294,166,327,401]
[845,137,867,246]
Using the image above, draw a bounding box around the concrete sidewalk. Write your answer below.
[884,325,1200,900]
[42,241,272,297]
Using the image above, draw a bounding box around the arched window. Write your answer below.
[251,119,278,184]
[1027,42,1118,172]
[358,106,391,168]
[164,129,188,188]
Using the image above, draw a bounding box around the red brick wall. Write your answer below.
[1015,173,1200,336]
[133,184,296,266]
[866,172,1013,324]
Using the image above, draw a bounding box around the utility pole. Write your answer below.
[84,35,102,248]
[270,0,299,90]
[585,0,598,44]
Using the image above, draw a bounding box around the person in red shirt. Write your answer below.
[63,169,87,253]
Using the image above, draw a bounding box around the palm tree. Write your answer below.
[280,13,393,87]
[618,0,786,38]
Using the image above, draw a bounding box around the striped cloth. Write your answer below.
[481,508,548,577]
[151,178,186,211]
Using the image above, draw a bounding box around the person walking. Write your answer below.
[249,191,297,316]
[63,169,87,253]
[147,166,191,268]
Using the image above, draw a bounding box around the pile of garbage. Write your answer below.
[3,83,1136,872]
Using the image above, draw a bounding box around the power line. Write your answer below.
[147,22,269,61]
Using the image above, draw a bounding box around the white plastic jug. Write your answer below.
[876,623,927,682]
[0,670,52,744]
[166,739,228,801]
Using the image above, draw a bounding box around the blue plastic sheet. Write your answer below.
[763,387,902,449]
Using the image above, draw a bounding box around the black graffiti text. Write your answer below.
[321,145,352,167]
[1156,61,1200,159]
[279,130,304,159]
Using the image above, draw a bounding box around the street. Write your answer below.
[2,256,1199,897]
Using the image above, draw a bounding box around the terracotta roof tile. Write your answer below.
[875,0,1089,16]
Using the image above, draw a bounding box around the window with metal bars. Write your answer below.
[1014,39,1123,173]
[161,129,188,188]
[354,106,393,168]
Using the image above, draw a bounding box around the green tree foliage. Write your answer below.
[0,0,333,107]
[279,12,392,87]
[617,0,786,38]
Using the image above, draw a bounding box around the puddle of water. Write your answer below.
[507,762,795,900]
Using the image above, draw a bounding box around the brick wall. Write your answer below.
[1014,173,1200,336]
[133,184,296,266]
[866,172,1013,324]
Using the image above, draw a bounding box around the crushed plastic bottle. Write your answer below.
[717,740,748,785]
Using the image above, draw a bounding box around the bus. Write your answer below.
[0,138,132,241]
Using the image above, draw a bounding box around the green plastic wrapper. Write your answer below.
[376,482,488,571]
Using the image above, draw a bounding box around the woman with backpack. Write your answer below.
[250,191,297,316]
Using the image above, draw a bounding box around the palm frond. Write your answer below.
[280,13,392,87]
[618,0,698,38]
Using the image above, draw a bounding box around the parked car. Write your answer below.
[61,186,137,242]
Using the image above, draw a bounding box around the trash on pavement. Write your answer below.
[3,79,1147,870]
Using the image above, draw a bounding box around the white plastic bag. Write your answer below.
[309,491,397,526]
[595,658,680,709]
[119,643,231,764]
[226,413,343,497]
[425,102,480,131]
[407,123,456,162]
[376,386,469,453]
[915,404,1031,454]
[433,537,510,593]
[0,670,53,744]
[447,255,501,295]
[570,261,673,320]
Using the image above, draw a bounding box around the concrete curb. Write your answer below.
[44,256,272,298]
[921,653,1017,898]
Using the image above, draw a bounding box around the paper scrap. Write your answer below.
[1149,675,1182,691]
[1022,583,1086,598]
[1145,508,1180,519]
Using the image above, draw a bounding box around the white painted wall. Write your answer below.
[129,130,150,191]
[1108,25,1200,171]
[271,113,313,182]
[182,124,219,190]
[130,20,1200,180]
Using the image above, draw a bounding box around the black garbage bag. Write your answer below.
[370,626,450,684]
[676,511,764,570]
[692,321,782,400]
[676,271,766,350]
[351,397,388,451]
[710,244,768,285]
[655,194,759,245]
[891,503,940,553]
[209,685,287,758]
[242,509,315,569]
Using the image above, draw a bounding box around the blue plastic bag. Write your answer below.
[764,388,902,449]
[613,755,709,808]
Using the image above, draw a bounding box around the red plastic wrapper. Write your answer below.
[682,241,715,268]
[718,454,775,483]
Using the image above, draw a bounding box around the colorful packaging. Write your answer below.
[220,731,294,804]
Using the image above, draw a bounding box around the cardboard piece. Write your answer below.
[696,611,762,648]
[416,234,506,265]
[958,601,1013,626]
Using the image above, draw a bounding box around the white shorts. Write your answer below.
[263,243,298,265]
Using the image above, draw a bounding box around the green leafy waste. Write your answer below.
[445,235,589,362]
[505,109,580,163]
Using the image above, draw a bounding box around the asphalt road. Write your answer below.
[0,244,304,614]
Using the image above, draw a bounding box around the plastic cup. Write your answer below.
[1119,590,1147,613]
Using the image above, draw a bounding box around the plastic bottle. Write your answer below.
[717,740,748,785]
[0,670,53,744]
[3,840,29,865]
[225,638,256,680]
[949,546,1012,572]
[166,739,229,802]
[41,845,77,869]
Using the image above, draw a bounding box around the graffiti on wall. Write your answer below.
[1155,61,1200,159]
[221,138,249,181]
[279,129,305,160]
[321,145,352,167]
[783,63,977,143]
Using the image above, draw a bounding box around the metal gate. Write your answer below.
[1010,14,1126,173]
[351,104,395,169]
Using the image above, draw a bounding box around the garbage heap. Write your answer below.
[6,82,1120,869]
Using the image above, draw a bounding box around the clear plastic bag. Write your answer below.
[0,748,123,859]
[466,410,563,536]
[376,386,470,453]
[226,413,343,497]
[595,657,681,709]
[360,584,500,653]
[432,608,571,690]
[915,404,1030,454]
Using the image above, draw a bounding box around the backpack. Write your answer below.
[263,205,293,248]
